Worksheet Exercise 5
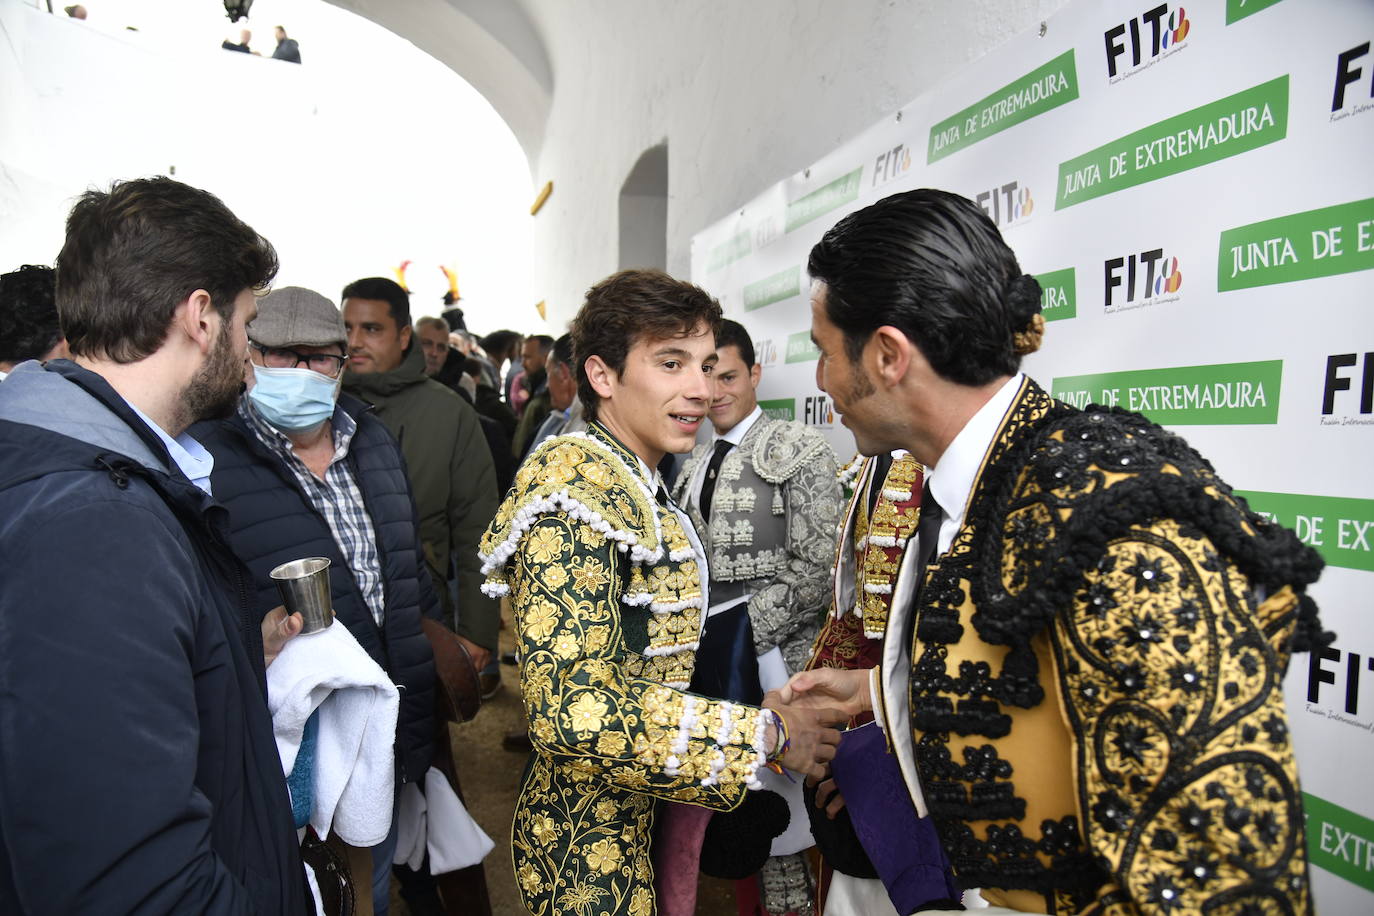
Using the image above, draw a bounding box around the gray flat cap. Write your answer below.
[249,286,346,348]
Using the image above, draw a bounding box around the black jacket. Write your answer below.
[342,345,500,651]
[0,361,308,915]
[272,38,301,63]
[473,383,517,439]
[193,397,440,783]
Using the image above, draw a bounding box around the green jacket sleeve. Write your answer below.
[449,398,501,651]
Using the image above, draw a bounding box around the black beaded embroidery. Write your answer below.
[902,380,1330,910]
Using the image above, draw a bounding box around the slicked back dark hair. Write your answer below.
[56,177,277,363]
[715,319,755,368]
[570,269,722,421]
[527,334,554,354]
[550,333,574,369]
[0,265,62,364]
[480,329,521,359]
[807,188,1040,387]
[341,277,411,329]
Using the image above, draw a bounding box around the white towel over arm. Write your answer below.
[267,621,400,847]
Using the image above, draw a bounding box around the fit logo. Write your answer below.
[975,181,1033,227]
[803,395,834,427]
[1332,41,1373,114]
[1105,5,1190,79]
[1104,248,1183,310]
[755,338,779,369]
[1323,353,1373,416]
[1308,645,1374,717]
[872,143,913,188]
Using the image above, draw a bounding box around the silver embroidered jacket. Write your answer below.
[672,416,842,672]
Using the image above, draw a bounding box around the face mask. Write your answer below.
[248,364,341,431]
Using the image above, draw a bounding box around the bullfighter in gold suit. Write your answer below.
[784,190,1328,916]
[481,270,844,916]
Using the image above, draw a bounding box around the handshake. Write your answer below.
[761,667,876,780]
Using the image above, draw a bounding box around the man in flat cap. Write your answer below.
[195,286,486,916]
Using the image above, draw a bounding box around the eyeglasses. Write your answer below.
[253,343,349,377]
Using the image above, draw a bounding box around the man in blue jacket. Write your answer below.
[194,286,474,916]
[0,177,309,913]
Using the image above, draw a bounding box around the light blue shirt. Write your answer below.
[128,403,216,496]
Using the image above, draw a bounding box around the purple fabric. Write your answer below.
[830,723,962,913]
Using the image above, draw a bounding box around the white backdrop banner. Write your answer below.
[690,1,1374,909]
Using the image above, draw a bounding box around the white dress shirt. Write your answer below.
[128,403,217,496]
[874,374,1024,817]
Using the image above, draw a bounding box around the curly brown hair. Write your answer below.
[570,269,723,421]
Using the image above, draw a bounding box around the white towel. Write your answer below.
[267,621,399,847]
[393,767,495,873]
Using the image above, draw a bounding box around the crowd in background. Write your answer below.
[0,174,1327,916]
[0,178,588,916]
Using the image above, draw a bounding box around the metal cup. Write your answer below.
[269,557,335,635]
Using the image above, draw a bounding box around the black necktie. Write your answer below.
[914,482,944,586]
[866,453,894,518]
[699,440,733,522]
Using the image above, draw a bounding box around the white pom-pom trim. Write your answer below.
[649,596,705,615]
[642,640,700,657]
[665,696,700,776]
[479,431,671,576]
[714,702,735,746]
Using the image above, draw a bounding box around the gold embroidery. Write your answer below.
[485,427,769,915]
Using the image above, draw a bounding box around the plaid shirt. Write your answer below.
[241,401,387,625]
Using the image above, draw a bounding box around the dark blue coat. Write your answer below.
[0,361,308,915]
[193,396,440,783]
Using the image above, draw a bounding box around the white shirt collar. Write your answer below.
[715,404,763,447]
[127,403,216,496]
[925,373,1023,552]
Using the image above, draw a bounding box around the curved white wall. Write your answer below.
[335,1,1070,329]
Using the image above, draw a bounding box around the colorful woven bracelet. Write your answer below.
[765,709,790,767]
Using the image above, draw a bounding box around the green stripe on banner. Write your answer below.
[1234,491,1374,572]
[1217,197,1374,290]
[785,168,863,233]
[1056,76,1289,210]
[1050,360,1282,424]
[785,330,820,364]
[927,50,1079,164]
[706,231,752,272]
[758,397,796,422]
[1227,0,1285,25]
[1035,268,1076,322]
[742,266,800,312]
[1302,793,1374,892]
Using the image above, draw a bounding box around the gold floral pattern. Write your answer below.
[855,454,923,639]
[806,454,920,695]
[484,425,771,915]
